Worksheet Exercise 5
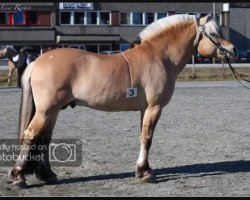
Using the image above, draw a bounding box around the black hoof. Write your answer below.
[13,180,28,189]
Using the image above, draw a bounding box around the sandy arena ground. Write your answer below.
[0,81,249,197]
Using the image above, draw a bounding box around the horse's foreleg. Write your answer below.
[136,105,162,183]
[7,61,16,86]
[9,111,52,188]
[7,70,13,86]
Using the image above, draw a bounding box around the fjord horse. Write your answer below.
[9,14,237,188]
[0,46,18,86]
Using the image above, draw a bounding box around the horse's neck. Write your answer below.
[138,21,198,76]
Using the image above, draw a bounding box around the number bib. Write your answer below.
[126,87,137,98]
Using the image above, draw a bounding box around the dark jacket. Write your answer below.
[16,52,28,69]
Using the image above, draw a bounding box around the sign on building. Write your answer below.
[59,2,93,10]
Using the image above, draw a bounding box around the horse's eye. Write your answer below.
[210,33,216,37]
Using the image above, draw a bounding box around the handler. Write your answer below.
[13,47,28,88]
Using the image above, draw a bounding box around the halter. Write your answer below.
[196,15,250,89]
[196,15,228,57]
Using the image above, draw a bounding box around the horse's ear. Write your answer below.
[204,14,212,23]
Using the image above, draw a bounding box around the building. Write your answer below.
[230,3,250,51]
[0,2,249,55]
[0,3,56,54]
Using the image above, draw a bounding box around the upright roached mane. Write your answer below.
[139,14,196,41]
[139,14,221,42]
[8,14,237,188]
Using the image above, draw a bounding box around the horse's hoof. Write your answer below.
[35,169,58,184]
[141,173,157,183]
[13,180,28,189]
[45,175,58,185]
[8,168,15,181]
[8,167,20,181]
[135,168,157,183]
[8,167,27,188]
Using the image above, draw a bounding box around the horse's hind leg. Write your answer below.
[9,110,56,187]
[136,105,162,183]
[34,115,58,184]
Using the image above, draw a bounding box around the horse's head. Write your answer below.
[0,46,18,59]
[196,15,237,61]
[0,47,8,59]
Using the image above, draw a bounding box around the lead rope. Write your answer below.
[225,55,250,89]
[121,52,133,88]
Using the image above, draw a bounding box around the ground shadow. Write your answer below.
[28,160,250,188]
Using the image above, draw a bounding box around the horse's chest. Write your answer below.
[146,80,175,107]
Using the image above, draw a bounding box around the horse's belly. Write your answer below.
[73,90,145,112]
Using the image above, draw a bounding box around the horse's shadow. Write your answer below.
[29,160,250,188]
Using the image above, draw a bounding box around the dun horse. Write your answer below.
[0,46,18,86]
[9,14,237,188]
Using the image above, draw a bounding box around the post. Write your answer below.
[222,3,230,78]
[40,45,43,55]
[212,2,216,64]
[222,59,225,78]
[213,2,216,20]
[192,55,196,79]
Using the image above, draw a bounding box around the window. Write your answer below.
[120,44,130,51]
[215,14,220,24]
[99,44,111,52]
[168,11,176,16]
[86,44,111,53]
[39,11,51,26]
[132,12,143,25]
[86,44,98,53]
[27,11,38,25]
[68,45,85,49]
[13,11,25,25]
[145,13,154,25]
[61,12,71,24]
[74,12,85,24]
[100,12,110,25]
[157,13,167,20]
[120,12,130,25]
[0,11,50,26]
[87,12,97,25]
[0,12,8,24]
[69,45,78,49]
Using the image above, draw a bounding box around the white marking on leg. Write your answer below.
[15,166,22,171]
[137,144,147,166]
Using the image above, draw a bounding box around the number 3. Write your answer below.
[129,89,134,96]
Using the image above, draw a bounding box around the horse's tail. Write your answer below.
[18,62,36,145]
